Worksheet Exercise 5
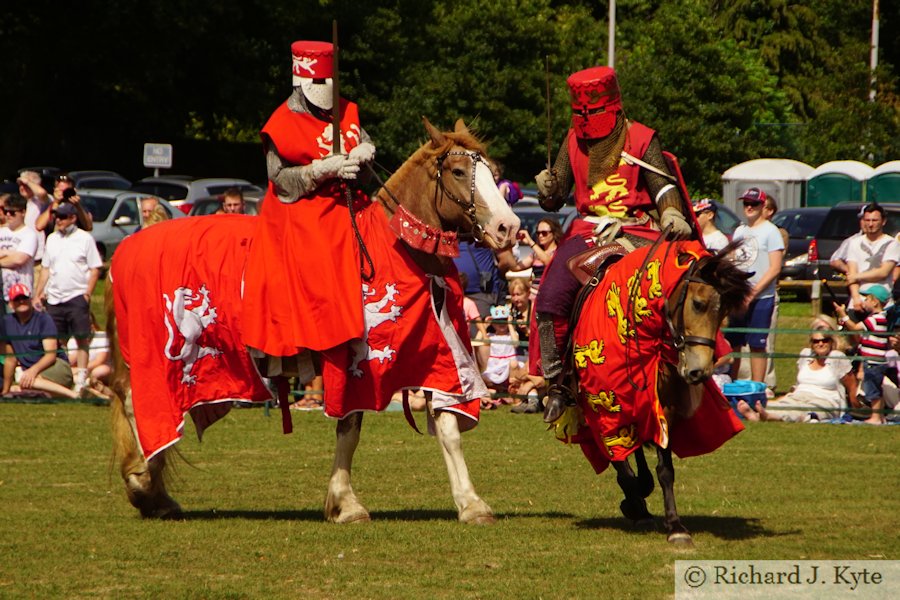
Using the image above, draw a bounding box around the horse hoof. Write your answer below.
[459,501,495,525]
[619,499,652,523]
[667,532,694,546]
[327,505,371,524]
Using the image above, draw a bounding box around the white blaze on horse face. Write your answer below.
[473,161,520,248]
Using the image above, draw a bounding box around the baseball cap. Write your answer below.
[860,284,890,305]
[55,202,78,217]
[692,198,717,214]
[8,282,31,301]
[489,305,510,320]
[739,187,767,205]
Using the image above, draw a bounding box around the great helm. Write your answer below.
[567,66,623,139]
[291,40,334,110]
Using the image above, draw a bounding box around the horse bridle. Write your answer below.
[434,150,487,242]
[664,258,718,351]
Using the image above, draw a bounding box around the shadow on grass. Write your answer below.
[180,508,580,522]
[576,514,789,541]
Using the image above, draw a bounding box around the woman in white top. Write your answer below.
[738,331,856,422]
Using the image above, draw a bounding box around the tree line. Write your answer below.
[1,0,897,197]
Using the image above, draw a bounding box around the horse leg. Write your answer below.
[430,409,495,525]
[633,446,655,498]
[324,412,370,523]
[612,458,653,525]
[655,445,692,545]
[110,387,182,519]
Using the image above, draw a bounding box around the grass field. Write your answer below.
[0,403,896,599]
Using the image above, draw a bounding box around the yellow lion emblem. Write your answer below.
[574,339,605,369]
[606,282,634,344]
[603,424,638,454]
[585,390,621,413]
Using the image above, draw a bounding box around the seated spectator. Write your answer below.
[834,284,890,424]
[507,277,531,355]
[143,205,170,228]
[1,283,77,398]
[737,330,855,422]
[222,187,246,214]
[474,305,519,408]
[66,314,111,384]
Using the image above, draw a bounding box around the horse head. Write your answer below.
[666,241,751,384]
[419,118,520,249]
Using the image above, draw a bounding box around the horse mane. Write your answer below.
[381,124,488,196]
[697,239,753,315]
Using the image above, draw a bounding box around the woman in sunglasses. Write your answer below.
[514,218,562,292]
[737,329,856,422]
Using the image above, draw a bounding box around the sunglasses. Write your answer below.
[810,338,832,344]
[56,175,73,183]
[2,209,21,216]
[742,201,763,208]
[536,230,552,236]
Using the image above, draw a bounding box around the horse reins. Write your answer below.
[664,258,718,351]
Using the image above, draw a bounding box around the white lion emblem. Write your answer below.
[292,56,318,76]
[349,283,403,377]
[163,284,222,385]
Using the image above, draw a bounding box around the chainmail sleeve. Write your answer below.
[266,90,374,204]
[641,136,685,216]
[539,140,573,212]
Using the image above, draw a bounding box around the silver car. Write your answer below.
[131,176,265,214]
[76,189,185,260]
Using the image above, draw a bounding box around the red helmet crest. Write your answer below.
[567,66,623,139]
[291,41,334,85]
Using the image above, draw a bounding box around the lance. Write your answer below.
[545,55,551,170]
[332,19,341,156]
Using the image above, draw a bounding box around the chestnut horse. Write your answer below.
[108,119,519,524]
[561,239,750,544]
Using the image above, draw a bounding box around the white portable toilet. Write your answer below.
[805,160,874,207]
[867,161,900,203]
[722,158,814,213]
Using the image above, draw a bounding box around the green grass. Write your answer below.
[0,404,896,599]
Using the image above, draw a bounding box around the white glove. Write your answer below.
[311,154,360,182]
[535,169,559,198]
[348,142,376,165]
[660,207,692,240]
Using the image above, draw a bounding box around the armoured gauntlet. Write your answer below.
[311,154,360,183]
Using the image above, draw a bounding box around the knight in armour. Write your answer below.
[242,41,376,368]
[532,66,693,422]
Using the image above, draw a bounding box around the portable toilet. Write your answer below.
[722,158,813,213]
[805,160,874,207]
[867,161,900,203]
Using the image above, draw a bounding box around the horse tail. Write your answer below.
[106,280,137,473]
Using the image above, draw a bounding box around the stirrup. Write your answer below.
[543,383,576,424]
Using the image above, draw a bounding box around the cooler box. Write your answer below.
[722,380,768,419]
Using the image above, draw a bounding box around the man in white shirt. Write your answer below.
[0,193,39,301]
[692,198,729,252]
[34,202,103,392]
[845,203,900,312]
[727,188,785,384]
[16,170,48,266]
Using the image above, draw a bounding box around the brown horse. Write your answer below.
[108,118,519,524]
[564,239,750,544]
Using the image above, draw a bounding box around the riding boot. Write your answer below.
[537,312,575,423]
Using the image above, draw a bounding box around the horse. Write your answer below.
[107,118,520,524]
[558,238,751,544]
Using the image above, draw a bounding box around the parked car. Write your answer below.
[69,170,131,191]
[131,176,265,214]
[770,207,829,280]
[76,189,185,260]
[188,195,262,216]
[805,202,900,284]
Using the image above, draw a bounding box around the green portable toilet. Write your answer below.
[805,160,873,207]
[867,161,900,203]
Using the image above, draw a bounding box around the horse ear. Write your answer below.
[422,117,446,148]
[454,119,470,135]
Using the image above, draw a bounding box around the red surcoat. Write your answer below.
[567,121,656,239]
[242,100,368,355]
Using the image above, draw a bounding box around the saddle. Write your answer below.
[566,242,628,287]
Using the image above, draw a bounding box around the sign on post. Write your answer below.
[143,143,173,176]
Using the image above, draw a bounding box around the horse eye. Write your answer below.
[691,298,706,312]
[451,168,466,178]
